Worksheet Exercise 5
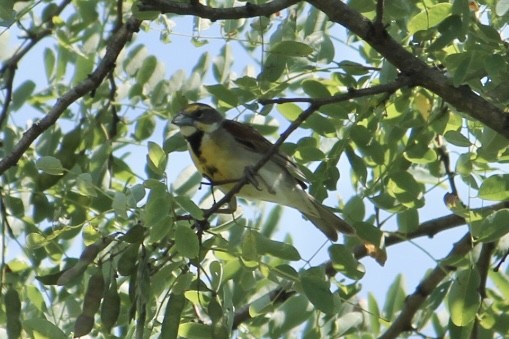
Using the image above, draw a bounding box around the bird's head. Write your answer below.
[172,103,224,136]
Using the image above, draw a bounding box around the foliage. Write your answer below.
[1,0,509,338]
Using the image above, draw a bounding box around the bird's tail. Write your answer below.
[302,199,355,242]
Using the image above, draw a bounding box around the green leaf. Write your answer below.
[205,84,238,108]
[112,192,128,219]
[26,233,48,250]
[345,147,367,186]
[210,42,231,81]
[161,293,187,339]
[149,214,173,243]
[300,267,334,314]
[163,132,187,153]
[241,230,259,262]
[151,262,180,297]
[75,173,97,197]
[269,294,312,337]
[209,261,223,291]
[471,209,509,242]
[147,141,167,176]
[367,293,381,335]
[488,270,509,300]
[386,171,423,205]
[449,268,480,326]
[259,53,286,82]
[100,279,120,333]
[36,156,64,175]
[383,274,405,321]
[328,244,365,280]
[278,103,301,121]
[397,208,419,233]
[444,130,471,147]
[270,41,313,57]
[144,186,170,228]
[478,174,509,201]
[5,287,21,339]
[72,55,94,85]
[178,323,212,339]
[134,115,156,141]
[136,55,157,85]
[174,195,204,219]
[496,0,509,16]
[302,80,331,98]
[175,224,199,259]
[408,3,452,35]
[23,318,66,339]
[295,145,325,162]
[12,80,36,110]
[343,196,365,222]
[255,233,301,261]
[455,153,473,177]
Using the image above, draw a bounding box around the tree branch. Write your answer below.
[260,74,413,106]
[0,17,142,176]
[470,241,496,339]
[307,0,509,140]
[138,0,299,21]
[0,0,72,129]
[379,233,473,339]
[352,201,509,262]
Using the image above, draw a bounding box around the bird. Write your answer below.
[171,103,355,241]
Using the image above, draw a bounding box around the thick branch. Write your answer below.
[0,17,142,175]
[307,0,509,140]
[138,0,299,21]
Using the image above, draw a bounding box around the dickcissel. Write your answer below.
[172,103,355,241]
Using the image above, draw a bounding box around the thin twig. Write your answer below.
[260,74,413,107]
[374,0,384,28]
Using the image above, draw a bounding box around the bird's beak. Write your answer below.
[172,113,194,127]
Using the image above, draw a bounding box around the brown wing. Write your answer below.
[222,119,309,188]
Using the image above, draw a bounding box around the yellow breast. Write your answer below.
[189,133,248,183]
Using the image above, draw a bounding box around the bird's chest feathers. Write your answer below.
[189,133,244,182]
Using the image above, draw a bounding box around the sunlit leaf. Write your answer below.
[448,268,480,326]
[479,175,509,201]
[36,156,64,175]
[470,209,509,242]
[408,3,452,34]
